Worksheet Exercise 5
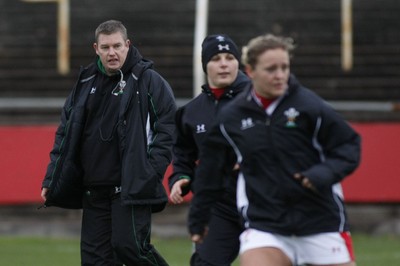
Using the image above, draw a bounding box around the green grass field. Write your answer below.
[1,234,400,265]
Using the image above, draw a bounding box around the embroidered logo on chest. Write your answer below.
[284,107,299,128]
[240,118,255,130]
[196,124,206,134]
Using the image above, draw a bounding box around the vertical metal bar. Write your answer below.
[193,0,209,96]
[57,0,70,75]
[21,0,70,75]
[341,0,353,71]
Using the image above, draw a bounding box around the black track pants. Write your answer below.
[81,187,169,266]
[190,213,242,266]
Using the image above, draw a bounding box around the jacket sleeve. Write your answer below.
[188,122,236,235]
[168,107,198,196]
[42,95,73,188]
[146,70,177,179]
[302,103,361,191]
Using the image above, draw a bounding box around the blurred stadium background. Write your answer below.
[0,0,399,238]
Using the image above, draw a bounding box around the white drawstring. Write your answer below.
[111,69,126,96]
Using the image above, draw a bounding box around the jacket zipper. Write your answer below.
[265,115,271,126]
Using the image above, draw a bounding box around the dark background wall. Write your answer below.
[0,0,399,121]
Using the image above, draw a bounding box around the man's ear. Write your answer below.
[126,39,131,47]
[93,43,99,55]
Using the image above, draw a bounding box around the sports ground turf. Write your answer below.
[1,233,400,265]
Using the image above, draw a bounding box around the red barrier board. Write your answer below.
[342,123,400,202]
[0,123,398,204]
[0,126,55,204]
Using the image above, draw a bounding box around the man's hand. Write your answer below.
[41,187,49,201]
[169,179,190,204]
[294,173,317,192]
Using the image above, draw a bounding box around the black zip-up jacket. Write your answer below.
[42,46,176,212]
[168,71,250,219]
[189,75,361,235]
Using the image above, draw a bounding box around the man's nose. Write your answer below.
[108,47,116,55]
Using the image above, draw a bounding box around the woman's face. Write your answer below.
[206,53,239,88]
[246,48,290,99]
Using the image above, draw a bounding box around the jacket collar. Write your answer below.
[201,71,250,98]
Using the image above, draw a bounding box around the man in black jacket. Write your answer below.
[41,20,176,265]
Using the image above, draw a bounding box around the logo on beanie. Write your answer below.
[218,44,230,51]
[216,35,225,42]
[201,34,239,73]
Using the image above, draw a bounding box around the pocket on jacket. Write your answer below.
[46,161,84,209]
[124,161,159,199]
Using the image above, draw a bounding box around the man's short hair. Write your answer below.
[95,20,128,43]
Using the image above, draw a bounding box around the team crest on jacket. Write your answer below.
[284,107,299,128]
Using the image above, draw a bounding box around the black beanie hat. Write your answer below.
[201,34,240,73]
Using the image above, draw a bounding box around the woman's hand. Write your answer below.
[169,179,190,204]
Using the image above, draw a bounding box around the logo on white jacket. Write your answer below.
[196,124,206,133]
[240,118,255,130]
[284,107,299,128]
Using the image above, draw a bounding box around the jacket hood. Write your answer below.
[98,45,153,74]
[122,45,154,75]
[201,70,250,98]
[80,45,153,81]
[287,74,301,92]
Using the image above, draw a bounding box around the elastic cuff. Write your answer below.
[179,175,191,180]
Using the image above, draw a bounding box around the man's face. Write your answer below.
[93,32,130,75]
[206,53,239,88]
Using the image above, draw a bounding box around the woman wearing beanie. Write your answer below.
[168,34,251,265]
